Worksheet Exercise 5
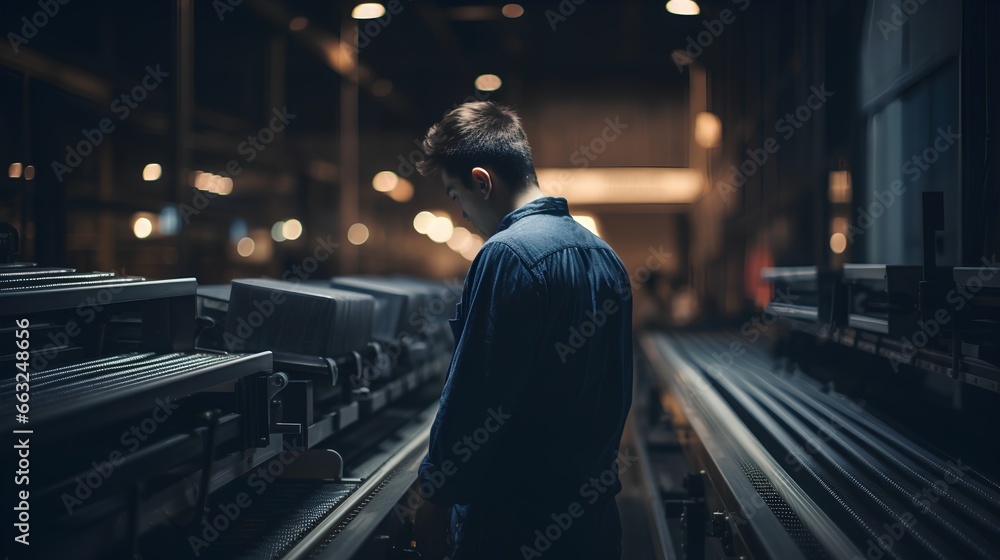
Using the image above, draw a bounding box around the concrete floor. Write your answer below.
[616,413,664,560]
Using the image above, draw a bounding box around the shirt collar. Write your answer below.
[494,196,569,235]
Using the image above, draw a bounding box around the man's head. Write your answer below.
[417,101,540,236]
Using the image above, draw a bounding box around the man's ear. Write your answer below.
[470,167,492,200]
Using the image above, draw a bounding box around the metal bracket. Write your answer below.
[268,371,289,399]
[276,448,345,481]
[919,191,945,319]
[322,357,339,386]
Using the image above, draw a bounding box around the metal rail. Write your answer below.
[653,331,1000,559]
[642,333,863,559]
[282,412,434,559]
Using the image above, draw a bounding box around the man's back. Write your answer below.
[419,196,633,559]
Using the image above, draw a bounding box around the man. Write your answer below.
[413,101,633,560]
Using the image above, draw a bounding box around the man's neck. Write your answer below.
[510,186,546,213]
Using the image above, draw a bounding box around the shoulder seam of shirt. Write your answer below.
[486,239,626,289]
[530,244,622,271]
[486,239,545,286]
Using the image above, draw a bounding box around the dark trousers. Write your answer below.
[451,498,622,560]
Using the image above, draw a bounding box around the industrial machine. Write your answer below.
[2,225,458,560]
[632,194,1000,559]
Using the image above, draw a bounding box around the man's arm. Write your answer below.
[418,241,543,507]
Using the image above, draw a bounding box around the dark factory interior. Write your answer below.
[2,0,999,559]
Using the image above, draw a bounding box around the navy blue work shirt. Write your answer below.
[418,196,634,560]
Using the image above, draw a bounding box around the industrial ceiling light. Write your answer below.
[427,216,454,243]
[348,223,370,245]
[132,212,159,239]
[271,221,286,242]
[413,211,436,234]
[447,227,474,252]
[236,237,255,257]
[461,235,484,261]
[536,167,704,204]
[474,74,502,92]
[694,111,722,148]
[502,4,524,18]
[133,216,154,239]
[352,3,385,20]
[828,171,852,203]
[386,178,414,202]
[666,0,700,16]
[282,219,303,240]
[372,170,399,192]
[142,163,162,181]
[830,233,847,254]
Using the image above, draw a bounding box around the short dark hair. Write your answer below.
[416,101,538,189]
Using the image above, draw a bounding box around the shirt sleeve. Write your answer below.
[418,241,543,506]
